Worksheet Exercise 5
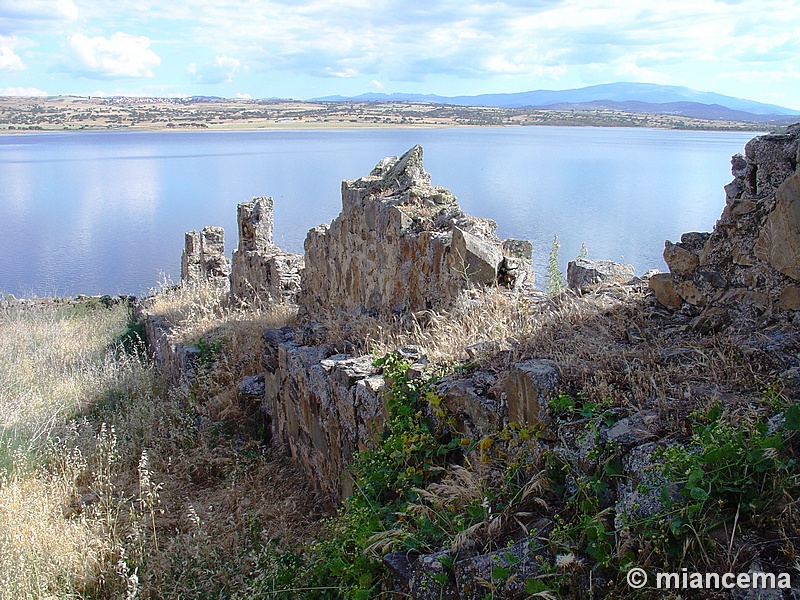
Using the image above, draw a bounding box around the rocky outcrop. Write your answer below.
[301,145,533,316]
[230,197,304,305]
[180,226,231,285]
[652,124,800,326]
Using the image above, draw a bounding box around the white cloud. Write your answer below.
[0,86,47,95]
[718,66,800,82]
[326,67,357,78]
[3,0,800,102]
[69,32,160,79]
[0,0,78,21]
[236,92,252,98]
[188,54,242,84]
[0,43,23,69]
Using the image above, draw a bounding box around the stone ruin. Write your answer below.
[143,133,800,596]
[164,145,538,502]
[651,124,800,330]
[229,196,304,305]
[180,145,534,315]
[302,145,534,315]
[180,226,231,285]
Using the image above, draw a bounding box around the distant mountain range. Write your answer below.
[312,82,800,124]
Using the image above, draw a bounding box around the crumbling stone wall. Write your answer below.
[261,327,389,502]
[301,145,533,316]
[651,124,800,329]
[230,197,304,305]
[256,329,564,503]
[180,226,231,285]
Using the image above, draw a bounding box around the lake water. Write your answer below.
[0,127,758,298]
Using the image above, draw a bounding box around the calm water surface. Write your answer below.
[0,127,758,297]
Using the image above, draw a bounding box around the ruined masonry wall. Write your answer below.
[651,124,800,329]
[259,327,559,503]
[301,145,533,316]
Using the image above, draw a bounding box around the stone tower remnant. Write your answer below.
[180,225,231,285]
[230,196,304,305]
[301,145,533,316]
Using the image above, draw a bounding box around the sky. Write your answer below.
[1,0,799,109]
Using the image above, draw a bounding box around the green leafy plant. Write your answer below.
[197,337,223,367]
[643,402,799,565]
[297,351,463,598]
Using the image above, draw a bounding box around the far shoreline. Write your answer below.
[0,96,782,134]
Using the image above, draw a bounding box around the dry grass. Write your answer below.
[318,280,796,426]
[141,281,299,382]
[0,301,151,468]
[317,288,540,361]
[0,291,328,599]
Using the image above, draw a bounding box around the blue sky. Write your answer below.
[1,0,799,109]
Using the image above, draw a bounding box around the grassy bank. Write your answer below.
[0,293,326,599]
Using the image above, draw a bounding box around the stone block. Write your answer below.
[603,410,660,446]
[451,226,503,284]
[451,540,542,600]
[501,238,533,260]
[779,284,800,310]
[505,359,560,438]
[566,258,635,291]
[675,280,706,306]
[691,306,731,334]
[755,170,800,281]
[663,241,699,277]
[436,377,503,438]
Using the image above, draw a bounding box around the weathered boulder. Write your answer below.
[451,540,543,600]
[566,258,635,292]
[754,169,800,281]
[237,373,265,401]
[602,409,660,446]
[408,551,460,600]
[663,241,699,277]
[779,284,800,310]
[435,373,504,439]
[451,226,504,284]
[649,273,682,310]
[505,359,560,439]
